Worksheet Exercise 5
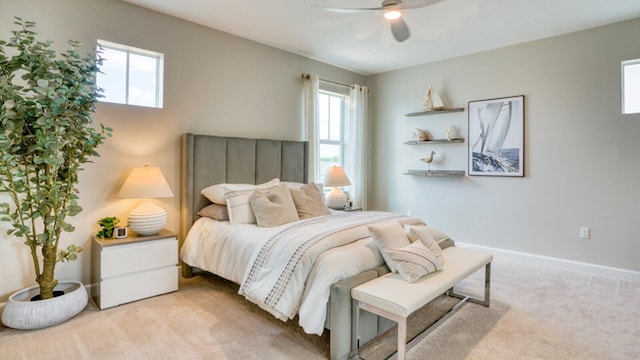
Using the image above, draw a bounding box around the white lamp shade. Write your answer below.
[322,166,351,187]
[118,166,173,236]
[117,166,174,199]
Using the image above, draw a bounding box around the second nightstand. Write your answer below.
[91,229,179,310]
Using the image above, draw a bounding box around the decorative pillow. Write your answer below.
[368,222,411,273]
[196,204,229,221]
[405,224,455,250]
[288,183,331,219]
[387,241,443,283]
[201,178,280,205]
[405,225,444,264]
[249,183,300,227]
[226,189,258,224]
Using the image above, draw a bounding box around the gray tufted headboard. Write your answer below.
[180,133,308,249]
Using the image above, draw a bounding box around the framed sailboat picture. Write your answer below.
[468,95,524,177]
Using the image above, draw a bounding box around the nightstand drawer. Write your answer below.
[100,237,177,278]
[98,266,179,309]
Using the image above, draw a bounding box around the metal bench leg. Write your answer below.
[397,318,407,360]
[483,262,491,307]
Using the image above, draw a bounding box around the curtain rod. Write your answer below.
[300,73,353,89]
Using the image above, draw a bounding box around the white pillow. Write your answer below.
[368,222,411,273]
[226,189,257,224]
[202,178,279,205]
[387,241,443,283]
[405,225,444,264]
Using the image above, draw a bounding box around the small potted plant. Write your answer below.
[0,18,111,329]
[96,217,121,239]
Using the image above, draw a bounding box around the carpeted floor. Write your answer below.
[1,254,639,360]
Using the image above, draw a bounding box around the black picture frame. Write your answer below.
[468,95,525,177]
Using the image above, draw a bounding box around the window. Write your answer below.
[96,40,164,108]
[317,89,347,182]
[622,59,640,114]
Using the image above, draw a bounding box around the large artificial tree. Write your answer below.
[0,18,111,300]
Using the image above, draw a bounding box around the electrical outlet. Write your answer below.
[406,210,413,216]
[580,227,590,239]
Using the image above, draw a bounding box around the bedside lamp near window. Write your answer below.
[323,165,351,209]
[117,165,174,236]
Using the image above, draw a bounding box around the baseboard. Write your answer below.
[457,242,640,283]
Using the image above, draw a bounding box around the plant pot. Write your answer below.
[1,280,88,330]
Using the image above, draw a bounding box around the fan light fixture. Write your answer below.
[383,9,402,20]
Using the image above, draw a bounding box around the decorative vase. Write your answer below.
[1,280,88,330]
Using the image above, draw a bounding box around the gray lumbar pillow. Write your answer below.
[250,183,300,227]
[289,183,331,219]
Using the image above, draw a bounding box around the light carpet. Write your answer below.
[1,254,638,360]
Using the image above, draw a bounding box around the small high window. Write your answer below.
[622,59,640,114]
[96,40,164,108]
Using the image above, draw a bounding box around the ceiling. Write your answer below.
[121,0,640,75]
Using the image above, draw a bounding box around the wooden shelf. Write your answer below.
[405,138,464,145]
[405,108,465,117]
[404,170,465,177]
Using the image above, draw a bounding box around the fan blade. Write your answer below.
[390,17,410,42]
[312,4,384,12]
[394,0,443,10]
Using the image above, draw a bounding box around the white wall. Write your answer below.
[0,0,365,300]
[368,18,640,272]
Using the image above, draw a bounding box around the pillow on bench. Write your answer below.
[387,237,444,283]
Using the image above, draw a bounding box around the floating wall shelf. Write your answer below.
[405,138,465,145]
[404,170,466,177]
[405,108,465,117]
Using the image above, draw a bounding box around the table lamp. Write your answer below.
[117,165,174,236]
[323,165,351,209]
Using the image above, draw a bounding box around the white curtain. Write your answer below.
[302,74,319,183]
[345,85,369,210]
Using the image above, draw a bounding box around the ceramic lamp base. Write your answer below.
[326,187,347,209]
[127,199,167,236]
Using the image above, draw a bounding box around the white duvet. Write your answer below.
[180,212,424,335]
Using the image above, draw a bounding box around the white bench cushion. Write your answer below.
[352,247,493,318]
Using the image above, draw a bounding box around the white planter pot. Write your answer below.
[1,280,88,330]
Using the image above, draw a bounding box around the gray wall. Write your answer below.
[368,18,640,271]
[0,0,365,300]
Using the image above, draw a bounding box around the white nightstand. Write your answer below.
[91,229,179,310]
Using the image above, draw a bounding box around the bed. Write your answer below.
[179,133,425,360]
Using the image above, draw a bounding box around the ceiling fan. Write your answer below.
[314,0,443,42]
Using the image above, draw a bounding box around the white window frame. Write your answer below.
[97,39,164,108]
[622,58,640,114]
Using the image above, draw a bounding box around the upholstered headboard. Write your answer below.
[180,133,308,247]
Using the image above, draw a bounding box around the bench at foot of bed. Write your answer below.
[351,246,493,360]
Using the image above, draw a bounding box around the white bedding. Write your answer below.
[180,211,424,335]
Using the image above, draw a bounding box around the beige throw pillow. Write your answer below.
[368,222,411,273]
[288,183,331,219]
[387,241,443,283]
[250,183,300,227]
[405,224,455,250]
[405,225,445,264]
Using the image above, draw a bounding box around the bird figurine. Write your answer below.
[420,151,436,173]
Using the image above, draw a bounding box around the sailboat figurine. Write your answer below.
[423,84,444,112]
